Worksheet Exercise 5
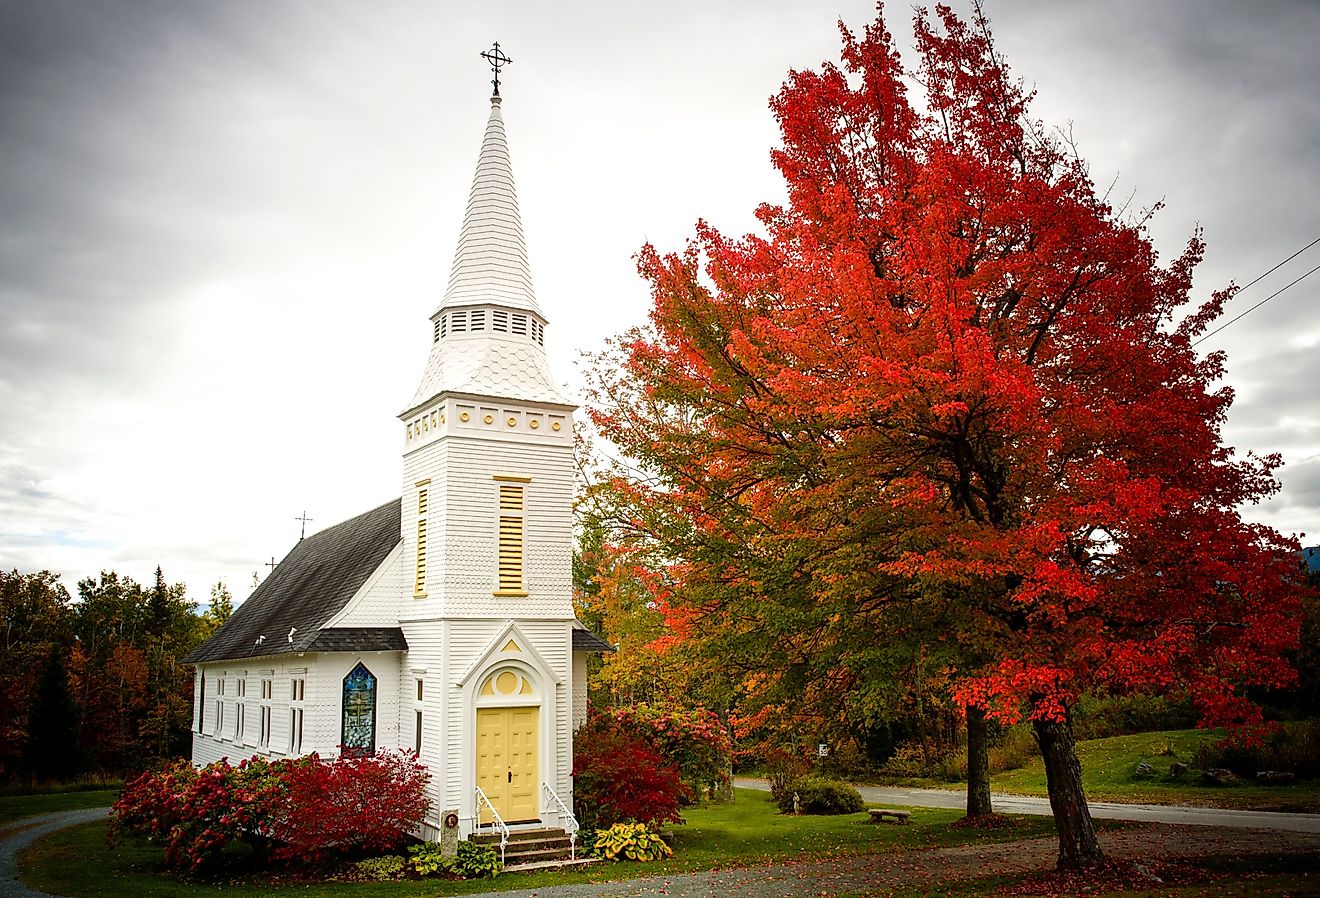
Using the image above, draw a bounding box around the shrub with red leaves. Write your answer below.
[271,750,430,864]
[604,705,731,802]
[111,756,288,873]
[110,750,429,874]
[572,714,689,830]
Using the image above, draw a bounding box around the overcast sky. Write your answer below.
[2,0,1317,606]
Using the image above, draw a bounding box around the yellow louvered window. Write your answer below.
[414,486,429,596]
[497,483,525,594]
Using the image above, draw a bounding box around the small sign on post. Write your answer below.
[817,742,829,758]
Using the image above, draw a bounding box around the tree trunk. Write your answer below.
[1033,713,1105,870]
[965,704,993,817]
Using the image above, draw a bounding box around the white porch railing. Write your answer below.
[473,786,509,865]
[542,780,579,860]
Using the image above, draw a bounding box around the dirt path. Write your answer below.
[489,825,1320,898]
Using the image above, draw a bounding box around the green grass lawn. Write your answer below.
[19,788,1061,898]
[19,786,1317,898]
[989,729,1320,812]
[0,789,118,828]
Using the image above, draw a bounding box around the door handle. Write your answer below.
[507,770,513,783]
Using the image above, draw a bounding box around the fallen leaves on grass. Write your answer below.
[949,814,1018,830]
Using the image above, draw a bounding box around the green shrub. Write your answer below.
[1072,693,1197,741]
[932,747,968,782]
[878,743,931,779]
[594,822,673,862]
[1192,722,1320,780]
[880,725,1038,782]
[774,776,864,815]
[453,841,501,878]
[350,855,406,881]
[988,724,1038,773]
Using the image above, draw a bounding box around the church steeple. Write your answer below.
[437,93,541,317]
[406,60,568,417]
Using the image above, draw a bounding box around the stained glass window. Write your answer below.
[341,662,377,755]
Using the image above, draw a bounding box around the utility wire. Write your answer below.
[1193,257,1320,347]
[1233,236,1320,296]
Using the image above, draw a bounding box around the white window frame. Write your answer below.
[289,676,306,755]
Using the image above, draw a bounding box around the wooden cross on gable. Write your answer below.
[480,41,512,97]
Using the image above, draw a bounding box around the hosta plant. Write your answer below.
[349,855,406,881]
[407,841,452,877]
[594,822,673,862]
[452,840,501,878]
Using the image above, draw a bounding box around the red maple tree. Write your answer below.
[587,3,1302,870]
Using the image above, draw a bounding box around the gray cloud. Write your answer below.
[1,0,1317,594]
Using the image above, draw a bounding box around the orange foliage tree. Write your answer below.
[586,3,1302,871]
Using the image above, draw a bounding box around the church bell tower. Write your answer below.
[397,44,578,835]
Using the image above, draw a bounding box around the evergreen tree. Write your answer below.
[21,647,81,782]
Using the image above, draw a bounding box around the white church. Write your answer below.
[184,59,611,849]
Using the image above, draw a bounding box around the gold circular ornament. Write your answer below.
[483,414,494,424]
[529,419,539,430]
[507,417,516,427]
[460,412,470,422]
[551,422,561,431]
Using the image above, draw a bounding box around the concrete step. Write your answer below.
[471,826,568,845]
[503,856,603,874]
[502,845,578,863]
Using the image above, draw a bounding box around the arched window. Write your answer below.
[341,662,377,755]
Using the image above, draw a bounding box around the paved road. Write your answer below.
[0,808,108,898]
[734,777,1320,833]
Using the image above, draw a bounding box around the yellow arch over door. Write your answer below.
[476,706,538,824]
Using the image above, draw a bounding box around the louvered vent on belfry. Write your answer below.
[432,308,545,346]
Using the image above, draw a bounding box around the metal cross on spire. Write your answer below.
[295,510,313,540]
[480,41,512,97]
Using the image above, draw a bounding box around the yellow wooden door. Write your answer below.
[476,707,539,824]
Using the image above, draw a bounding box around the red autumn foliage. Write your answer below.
[572,712,689,829]
[110,751,429,874]
[272,750,431,864]
[596,705,732,802]
[112,756,288,874]
[586,1,1303,871]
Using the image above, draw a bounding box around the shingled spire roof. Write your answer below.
[407,92,570,413]
[437,95,540,317]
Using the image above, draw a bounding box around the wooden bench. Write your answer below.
[867,808,911,825]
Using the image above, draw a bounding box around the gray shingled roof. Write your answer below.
[572,620,615,653]
[184,499,404,663]
[307,627,409,652]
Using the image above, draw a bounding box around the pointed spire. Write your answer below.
[437,95,541,316]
